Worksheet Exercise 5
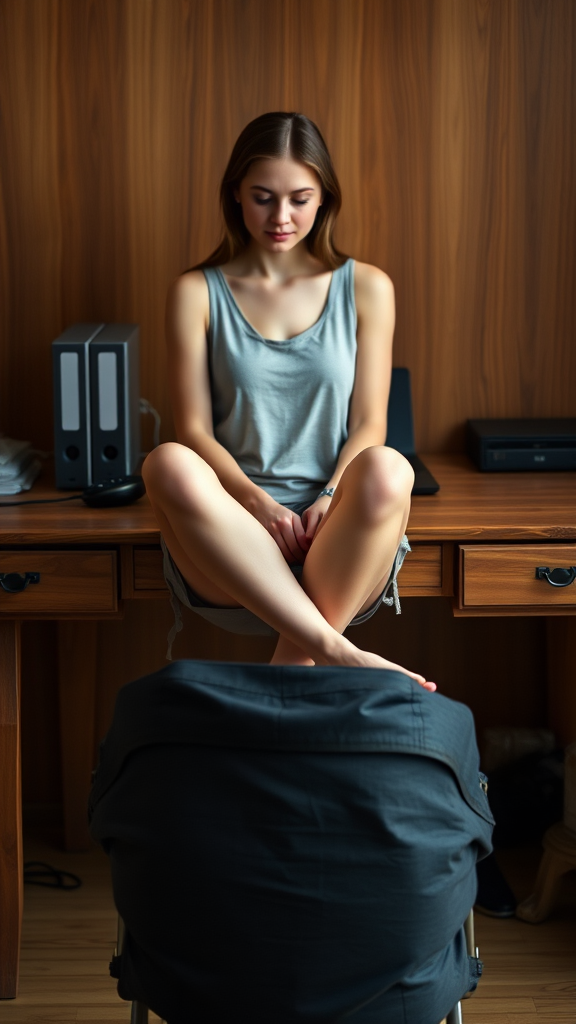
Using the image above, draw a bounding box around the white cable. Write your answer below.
[139,398,161,451]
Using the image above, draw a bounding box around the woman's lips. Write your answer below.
[266,232,293,241]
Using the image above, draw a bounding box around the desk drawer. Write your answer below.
[132,546,166,593]
[399,544,450,595]
[128,543,449,597]
[459,545,576,610]
[0,551,118,615]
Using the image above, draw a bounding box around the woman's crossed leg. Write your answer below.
[142,443,433,686]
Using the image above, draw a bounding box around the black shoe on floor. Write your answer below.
[475,853,517,918]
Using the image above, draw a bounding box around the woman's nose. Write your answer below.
[271,200,291,225]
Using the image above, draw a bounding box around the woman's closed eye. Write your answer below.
[253,197,310,206]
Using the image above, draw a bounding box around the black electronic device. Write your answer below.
[386,368,440,495]
[89,324,141,484]
[52,323,105,488]
[467,418,576,472]
[53,322,141,489]
[81,476,146,508]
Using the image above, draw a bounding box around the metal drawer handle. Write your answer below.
[0,571,41,594]
[535,566,576,588]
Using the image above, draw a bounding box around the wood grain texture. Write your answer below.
[461,544,576,608]
[0,550,118,615]
[0,0,574,452]
[132,546,167,591]
[547,618,576,746]
[0,620,22,998]
[20,621,61,807]
[58,621,98,850]
[406,455,576,541]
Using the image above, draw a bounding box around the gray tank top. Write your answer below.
[204,259,357,507]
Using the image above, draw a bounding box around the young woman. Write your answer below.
[143,112,434,689]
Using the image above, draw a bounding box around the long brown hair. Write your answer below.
[195,112,347,270]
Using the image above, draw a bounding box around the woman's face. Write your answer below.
[234,157,323,253]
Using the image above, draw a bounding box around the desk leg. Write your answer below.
[547,619,576,746]
[0,621,22,998]
[58,622,97,851]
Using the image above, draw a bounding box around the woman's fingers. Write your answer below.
[280,515,308,563]
[303,494,332,542]
[291,512,310,552]
[303,506,322,541]
[269,510,308,563]
[274,532,299,563]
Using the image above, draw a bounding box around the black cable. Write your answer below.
[0,494,83,507]
[24,860,82,890]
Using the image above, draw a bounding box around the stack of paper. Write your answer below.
[0,437,41,494]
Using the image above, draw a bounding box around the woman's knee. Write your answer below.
[143,442,192,488]
[142,442,216,508]
[344,446,414,521]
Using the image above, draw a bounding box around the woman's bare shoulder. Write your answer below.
[353,261,394,302]
[166,269,210,342]
[168,268,210,304]
[353,262,395,330]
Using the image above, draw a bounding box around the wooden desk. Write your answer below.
[1,454,576,997]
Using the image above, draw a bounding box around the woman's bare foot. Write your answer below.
[314,634,437,691]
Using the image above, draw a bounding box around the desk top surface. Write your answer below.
[0,455,575,545]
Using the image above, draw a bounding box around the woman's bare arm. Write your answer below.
[337,261,394,462]
[303,262,397,537]
[167,272,259,505]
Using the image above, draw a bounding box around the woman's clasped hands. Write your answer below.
[254,494,333,565]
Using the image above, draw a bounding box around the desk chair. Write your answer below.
[90,661,491,1024]
[116,911,479,1024]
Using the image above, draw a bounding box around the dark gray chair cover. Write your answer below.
[89,662,492,1024]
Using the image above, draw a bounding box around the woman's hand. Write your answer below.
[253,500,310,564]
[302,494,333,545]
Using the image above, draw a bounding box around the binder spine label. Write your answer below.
[97,352,118,430]
[60,353,81,431]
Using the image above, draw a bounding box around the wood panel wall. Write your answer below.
[1,0,574,453]
[1,0,574,808]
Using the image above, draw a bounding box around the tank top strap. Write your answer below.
[337,257,356,316]
[202,265,232,341]
[327,258,356,334]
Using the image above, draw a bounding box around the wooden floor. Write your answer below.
[5,827,576,1023]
